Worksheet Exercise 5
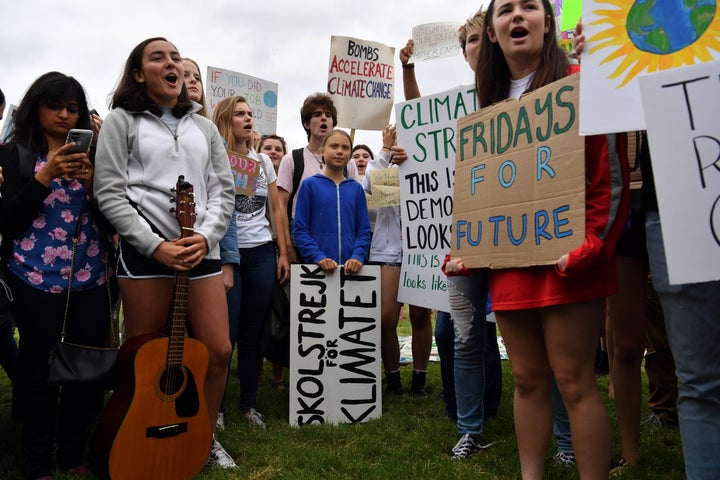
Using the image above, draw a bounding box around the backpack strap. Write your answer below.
[287,148,305,220]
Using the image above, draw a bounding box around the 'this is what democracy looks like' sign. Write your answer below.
[452,74,585,268]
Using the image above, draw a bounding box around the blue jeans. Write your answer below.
[552,379,573,454]
[434,311,456,419]
[227,242,277,412]
[447,270,490,435]
[646,211,720,480]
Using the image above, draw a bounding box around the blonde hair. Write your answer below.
[212,95,249,152]
[182,58,207,117]
[458,9,486,52]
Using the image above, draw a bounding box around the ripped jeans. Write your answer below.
[447,269,490,435]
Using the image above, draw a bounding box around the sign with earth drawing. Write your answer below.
[579,0,720,135]
[205,66,279,136]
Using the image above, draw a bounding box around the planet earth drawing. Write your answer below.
[627,0,716,54]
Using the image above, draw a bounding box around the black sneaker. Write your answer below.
[451,434,483,459]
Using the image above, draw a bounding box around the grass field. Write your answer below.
[0,316,685,479]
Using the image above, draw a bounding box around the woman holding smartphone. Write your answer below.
[93,38,237,468]
[0,71,116,480]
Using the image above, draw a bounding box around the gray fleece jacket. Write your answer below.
[93,105,234,260]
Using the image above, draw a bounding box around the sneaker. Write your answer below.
[244,408,267,429]
[554,451,576,465]
[451,434,483,459]
[644,412,676,428]
[609,457,633,477]
[216,411,225,431]
[206,436,237,469]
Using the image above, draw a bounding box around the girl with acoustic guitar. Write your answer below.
[93,38,237,470]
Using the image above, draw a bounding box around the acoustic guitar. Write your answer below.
[92,176,212,479]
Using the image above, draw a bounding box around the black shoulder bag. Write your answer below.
[47,204,118,388]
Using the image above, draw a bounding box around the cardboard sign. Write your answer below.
[328,36,395,130]
[639,60,720,284]
[396,84,478,312]
[290,264,382,426]
[453,74,585,268]
[227,150,259,196]
[409,22,462,63]
[205,66,278,136]
[366,168,400,208]
[579,0,720,134]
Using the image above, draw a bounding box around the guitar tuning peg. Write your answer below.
[171,187,177,193]
[170,197,176,203]
[189,201,196,207]
[170,207,176,214]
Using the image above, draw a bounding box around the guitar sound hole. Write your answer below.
[158,366,185,397]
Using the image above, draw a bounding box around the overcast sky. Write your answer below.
[1,0,490,150]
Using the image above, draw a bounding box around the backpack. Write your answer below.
[285,147,349,221]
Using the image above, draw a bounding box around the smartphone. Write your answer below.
[65,129,94,154]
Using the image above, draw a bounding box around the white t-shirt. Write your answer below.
[234,150,277,248]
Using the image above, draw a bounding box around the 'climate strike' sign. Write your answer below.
[396,84,478,312]
[290,265,381,427]
[328,36,395,130]
[452,73,585,268]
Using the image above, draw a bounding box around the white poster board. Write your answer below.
[327,36,395,130]
[205,66,278,135]
[639,61,720,285]
[579,0,720,135]
[395,84,478,312]
[409,22,462,63]
[290,264,382,426]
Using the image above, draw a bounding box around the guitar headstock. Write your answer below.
[171,175,196,231]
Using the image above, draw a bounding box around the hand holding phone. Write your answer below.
[65,129,94,154]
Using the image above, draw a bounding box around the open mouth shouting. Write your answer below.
[510,27,529,40]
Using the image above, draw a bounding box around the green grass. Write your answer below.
[0,316,685,479]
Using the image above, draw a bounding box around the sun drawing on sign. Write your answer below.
[589,0,720,87]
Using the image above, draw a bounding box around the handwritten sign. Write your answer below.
[227,150,259,196]
[579,0,720,134]
[396,85,478,312]
[327,36,395,130]
[367,168,400,208]
[290,264,382,426]
[409,22,462,63]
[206,66,278,136]
[453,74,585,268]
[639,60,720,284]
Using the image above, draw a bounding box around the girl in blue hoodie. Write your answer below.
[293,129,371,273]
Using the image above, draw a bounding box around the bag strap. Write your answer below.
[59,202,116,346]
[287,148,305,221]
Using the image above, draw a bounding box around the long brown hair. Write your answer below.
[111,37,192,117]
[475,0,568,107]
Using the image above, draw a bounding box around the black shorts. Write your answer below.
[116,236,221,280]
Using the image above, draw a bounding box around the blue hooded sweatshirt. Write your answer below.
[293,173,371,265]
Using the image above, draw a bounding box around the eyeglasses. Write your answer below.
[45,102,80,115]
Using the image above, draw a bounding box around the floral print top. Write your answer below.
[8,157,107,293]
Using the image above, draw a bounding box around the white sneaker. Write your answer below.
[216,412,225,431]
[206,436,237,469]
[244,408,267,429]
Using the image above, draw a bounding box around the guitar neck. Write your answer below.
[168,269,190,368]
